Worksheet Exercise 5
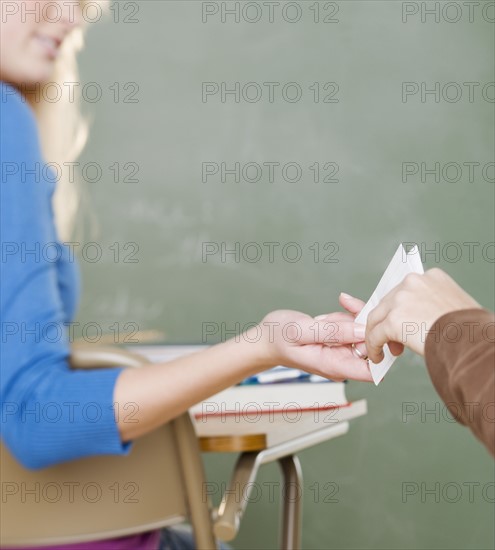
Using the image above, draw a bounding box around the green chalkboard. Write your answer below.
[76,2,494,549]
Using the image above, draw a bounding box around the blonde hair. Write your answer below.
[30,32,85,241]
[29,1,107,241]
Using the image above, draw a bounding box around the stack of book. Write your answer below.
[190,365,366,446]
[129,346,366,447]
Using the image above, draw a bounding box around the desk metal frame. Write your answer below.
[212,421,350,550]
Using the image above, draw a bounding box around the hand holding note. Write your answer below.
[342,244,482,385]
[364,267,481,357]
[352,244,424,384]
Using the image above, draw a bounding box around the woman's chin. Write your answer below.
[34,66,57,86]
[15,61,57,89]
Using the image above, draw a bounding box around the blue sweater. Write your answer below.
[0,82,131,469]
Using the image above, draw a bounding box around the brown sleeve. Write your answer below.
[424,308,495,457]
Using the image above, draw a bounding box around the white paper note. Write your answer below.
[355,244,424,385]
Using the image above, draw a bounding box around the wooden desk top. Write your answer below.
[199,434,267,452]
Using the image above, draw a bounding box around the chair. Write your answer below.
[0,345,218,548]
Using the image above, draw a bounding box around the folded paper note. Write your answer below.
[355,243,424,385]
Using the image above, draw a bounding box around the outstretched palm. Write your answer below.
[260,309,372,383]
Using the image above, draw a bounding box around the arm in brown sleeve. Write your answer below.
[424,309,495,457]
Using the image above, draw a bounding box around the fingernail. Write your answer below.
[340,292,352,299]
[353,324,366,339]
[315,314,327,320]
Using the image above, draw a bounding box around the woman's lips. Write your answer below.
[35,35,61,60]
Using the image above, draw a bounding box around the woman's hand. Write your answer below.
[342,268,481,362]
[255,309,372,382]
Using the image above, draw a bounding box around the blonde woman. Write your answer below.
[0,1,372,548]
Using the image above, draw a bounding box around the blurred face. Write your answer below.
[0,0,82,85]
